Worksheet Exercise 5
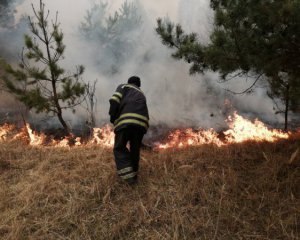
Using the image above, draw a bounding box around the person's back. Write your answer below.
[109,76,149,185]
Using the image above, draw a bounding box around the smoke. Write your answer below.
[0,0,28,61]
[6,0,284,129]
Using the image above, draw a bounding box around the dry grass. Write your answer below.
[0,139,299,239]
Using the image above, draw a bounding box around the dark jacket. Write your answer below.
[109,83,149,133]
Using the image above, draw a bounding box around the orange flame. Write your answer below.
[224,112,289,143]
[51,137,69,148]
[156,128,223,149]
[75,137,82,146]
[155,112,290,149]
[89,124,115,147]
[0,112,293,149]
[0,124,15,141]
[25,123,46,146]
[0,123,115,148]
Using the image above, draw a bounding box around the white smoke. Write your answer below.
[12,0,283,129]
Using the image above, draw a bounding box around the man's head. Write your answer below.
[128,76,141,87]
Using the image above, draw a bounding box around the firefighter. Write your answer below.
[109,76,149,185]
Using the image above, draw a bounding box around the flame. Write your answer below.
[0,123,115,148]
[156,128,223,149]
[224,112,289,143]
[75,137,82,146]
[0,124,15,141]
[25,123,46,146]
[49,134,81,148]
[0,112,293,149]
[89,124,115,147]
[52,137,69,148]
[155,112,290,149]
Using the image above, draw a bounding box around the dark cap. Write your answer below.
[128,76,141,87]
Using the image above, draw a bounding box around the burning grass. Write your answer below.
[0,139,299,239]
[0,112,293,149]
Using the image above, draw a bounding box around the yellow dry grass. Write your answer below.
[0,139,299,239]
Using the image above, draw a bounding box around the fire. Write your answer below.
[0,122,115,148]
[25,123,46,146]
[75,137,82,146]
[89,124,115,147]
[52,137,69,148]
[0,112,293,149]
[224,112,289,143]
[155,112,290,149]
[0,124,15,141]
[156,128,223,149]
[29,124,115,147]
[24,124,113,148]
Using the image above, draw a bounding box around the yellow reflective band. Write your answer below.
[115,119,148,129]
[121,172,137,180]
[114,92,123,98]
[115,113,149,124]
[117,167,133,175]
[124,84,144,94]
[110,96,120,104]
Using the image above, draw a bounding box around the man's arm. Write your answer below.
[109,101,119,123]
[109,85,124,123]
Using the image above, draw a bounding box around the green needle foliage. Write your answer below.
[2,0,86,134]
[156,0,300,130]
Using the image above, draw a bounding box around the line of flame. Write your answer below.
[0,112,294,149]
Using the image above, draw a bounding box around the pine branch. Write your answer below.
[224,73,264,94]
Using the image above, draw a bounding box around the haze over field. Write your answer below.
[2,0,285,128]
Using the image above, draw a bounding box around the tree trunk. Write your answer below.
[39,6,70,136]
[57,109,70,135]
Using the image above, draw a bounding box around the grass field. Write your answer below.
[0,139,299,239]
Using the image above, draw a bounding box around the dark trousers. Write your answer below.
[113,127,144,183]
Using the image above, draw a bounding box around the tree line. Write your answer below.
[1,0,299,133]
[156,0,300,131]
[0,0,143,135]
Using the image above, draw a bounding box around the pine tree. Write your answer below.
[80,0,142,75]
[2,0,86,134]
[156,0,300,130]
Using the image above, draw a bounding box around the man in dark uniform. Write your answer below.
[109,76,149,185]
